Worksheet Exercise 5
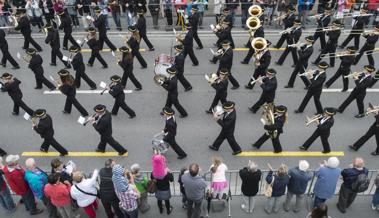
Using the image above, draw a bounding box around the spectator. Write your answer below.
[225,0,238,25]
[163,0,173,28]
[53,0,64,13]
[151,149,174,214]
[0,157,15,213]
[113,164,140,218]
[306,203,330,218]
[337,157,369,213]
[44,173,77,218]
[70,170,99,218]
[131,163,150,212]
[181,163,207,218]
[99,159,124,218]
[213,0,225,23]
[174,0,186,26]
[2,154,43,215]
[239,160,261,213]
[178,166,188,208]
[148,0,160,29]
[121,0,136,28]
[264,0,277,26]
[0,0,11,27]
[26,0,44,31]
[51,158,73,183]
[209,155,228,199]
[276,0,287,26]
[240,0,253,29]
[76,0,91,29]
[372,173,379,210]
[13,0,26,8]
[24,158,59,218]
[283,160,312,212]
[109,0,122,30]
[39,0,56,28]
[367,0,379,25]
[313,157,341,207]
[64,0,79,27]
[264,163,290,214]
[193,0,206,28]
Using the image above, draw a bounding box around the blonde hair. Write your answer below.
[211,155,222,173]
[72,171,84,183]
[277,164,288,177]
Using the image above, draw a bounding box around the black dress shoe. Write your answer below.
[12,66,20,69]
[62,47,68,50]
[95,149,105,153]
[232,150,242,155]
[348,145,357,151]
[34,87,42,89]
[177,155,187,159]
[322,150,330,154]
[184,86,192,92]
[294,110,302,113]
[274,61,282,66]
[140,66,147,69]
[245,85,253,89]
[40,148,48,153]
[118,150,128,156]
[252,144,259,149]
[196,46,203,50]
[0,152,7,157]
[371,152,379,156]
[87,63,93,67]
[192,63,199,66]
[12,112,19,116]
[291,64,296,67]
[298,146,306,150]
[50,63,57,66]
[102,65,108,69]
[209,60,216,64]
[59,152,68,156]
[249,107,256,113]
[62,110,70,114]
[167,206,173,215]
[273,150,282,153]
[129,115,136,119]
[65,65,71,69]
[338,45,344,49]
[341,89,348,92]
[179,114,188,118]
[284,85,293,88]
[149,48,155,51]
[241,61,248,64]
[135,87,142,91]
[231,86,239,90]
[209,145,218,151]
[205,110,212,114]
[354,114,365,118]
[50,87,56,91]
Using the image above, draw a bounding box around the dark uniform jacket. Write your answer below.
[109,83,125,103]
[29,55,44,75]
[217,110,237,134]
[363,34,379,48]
[219,48,233,70]
[94,14,107,36]
[71,52,85,72]
[212,79,228,98]
[353,74,373,97]
[0,29,9,51]
[174,52,185,73]
[3,78,23,100]
[264,114,285,134]
[253,26,265,38]
[289,27,302,44]
[352,15,370,30]
[182,30,194,48]
[118,56,133,74]
[87,38,100,51]
[308,71,326,92]
[317,116,334,135]
[260,76,277,103]
[283,13,295,29]
[316,14,331,29]
[256,50,271,71]
[339,55,355,70]
[163,116,176,141]
[33,114,55,138]
[162,76,178,98]
[327,29,341,44]
[215,26,233,46]
[93,111,113,137]
[58,14,73,34]
[298,45,313,62]
[136,16,147,35]
[15,16,31,35]
[127,37,140,54]
[189,12,200,31]
[59,83,76,98]
[45,30,60,49]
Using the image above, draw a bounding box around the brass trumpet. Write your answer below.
[248,5,263,17]
[22,54,32,63]
[250,75,266,85]
[31,116,39,126]
[273,13,287,21]
[279,26,295,35]
[288,42,306,49]
[321,51,355,58]
[344,71,365,79]
[298,69,318,77]
[365,103,379,116]
[305,114,322,126]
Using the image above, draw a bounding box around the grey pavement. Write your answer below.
[0,17,379,218]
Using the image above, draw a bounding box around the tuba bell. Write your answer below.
[246,16,261,31]
[251,37,267,52]
[248,5,263,17]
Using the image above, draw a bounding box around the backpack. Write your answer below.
[351,172,370,193]
[146,179,157,194]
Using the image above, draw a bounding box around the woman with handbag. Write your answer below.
[264,163,290,214]
[151,149,174,215]
[70,170,99,218]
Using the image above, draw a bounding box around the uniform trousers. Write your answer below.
[40,136,68,154]
[12,97,34,115]
[338,90,365,114]
[212,131,242,152]
[75,70,96,89]
[34,73,56,89]
[121,71,142,88]
[97,135,127,153]
[210,93,227,110]
[313,42,337,67]
[302,129,331,152]
[183,46,199,65]
[176,70,192,89]
[297,90,323,114]
[23,33,42,51]
[64,96,88,116]
[98,35,117,51]
[51,48,69,66]
[275,34,287,48]
[251,94,273,113]
[193,30,203,48]
[253,133,282,153]
[88,50,107,67]
[354,43,375,66]
[140,32,154,49]
[242,46,254,63]
[63,32,79,48]
[246,67,266,89]
[277,46,298,65]
[313,31,326,48]
[165,96,188,116]
[164,137,187,157]
[325,67,349,90]
[132,51,147,68]
[287,62,310,87]
[112,100,135,116]
[217,68,239,87]
[0,49,19,67]
[353,123,379,153]
[340,31,362,49]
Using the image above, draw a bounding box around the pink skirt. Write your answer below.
[211,181,228,190]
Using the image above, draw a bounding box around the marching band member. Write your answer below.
[209,101,242,155]
[339,7,371,50]
[162,107,187,159]
[241,20,264,64]
[275,19,302,66]
[274,6,296,49]
[127,26,148,69]
[93,7,117,51]
[210,20,234,65]
[57,70,89,116]
[33,109,68,156]
[206,68,229,114]
[216,40,239,89]
[1,73,34,116]
[44,23,71,68]
[295,62,329,114]
[312,7,332,48]
[58,10,80,50]
[86,27,108,68]
[349,108,379,156]
[158,67,188,118]
[136,9,155,51]
[118,46,142,90]
[371,70,379,87]
[324,46,356,91]
[91,104,128,155]
[337,65,374,118]
[299,107,336,153]
[108,75,136,118]
[173,45,192,91]
[353,25,379,66]
[179,23,199,66]
[189,6,203,49]
[27,48,56,90]
[246,39,271,90]
[0,29,20,69]
[252,105,288,153]
[312,20,342,68]
[14,9,42,51]
[69,45,97,89]
[249,68,277,113]
[285,36,314,89]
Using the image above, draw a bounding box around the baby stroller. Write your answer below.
[152,132,170,154]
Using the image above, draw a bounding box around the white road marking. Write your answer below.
[43,90,133,94]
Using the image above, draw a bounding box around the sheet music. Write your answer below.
[23,113,31,121]
[99,81,107,89]
[77,116,86,125]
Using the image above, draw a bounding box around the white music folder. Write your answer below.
[77,116,86,125]
[23,113,31,121]
[76,39,82,45]
[16,52,21,60]
[99,81,107,89]
[62,56,69,61]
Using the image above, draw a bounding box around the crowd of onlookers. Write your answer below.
[0,151,379,218]
[0,0,378,31]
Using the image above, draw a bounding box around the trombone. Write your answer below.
[305,114,322,126]
[210,48,224,57]
[321,51,356,58]
[344,71,365,79]
[279,26,296,35]
[298,69,317,77]
[309,13,323,19]
[250,75,266,85]
[273,13,287,21]
[82,113,100,126]
[365,103,379,116]
[288,42,306,49]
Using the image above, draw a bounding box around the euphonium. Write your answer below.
[31,116,39,126]
[22,54,32,63]
[251,37,267,52]
[250,75,266,85]
[248,5,263,17]
[246,16,261,31]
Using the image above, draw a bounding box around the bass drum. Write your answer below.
[154,54,174,78]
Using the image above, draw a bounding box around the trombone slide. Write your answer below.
[305,114,322,126]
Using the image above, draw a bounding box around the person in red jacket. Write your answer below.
[1,154,43,215]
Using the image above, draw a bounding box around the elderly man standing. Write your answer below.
[2,155,43,215]
[283,160,312,212]
[0,157,16,213]
[24,158,59,218]
[337,157,369,213]
[181,163,207,218]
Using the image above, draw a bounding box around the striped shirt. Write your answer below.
[115,186,139,212]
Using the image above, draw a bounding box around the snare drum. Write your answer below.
[154,54,174,77]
